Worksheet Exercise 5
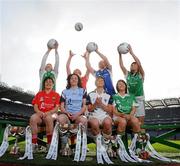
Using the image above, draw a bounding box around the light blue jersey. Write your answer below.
[61,87,87,114]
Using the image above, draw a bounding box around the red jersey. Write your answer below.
[81,76,88,89]
[32,90,60,113]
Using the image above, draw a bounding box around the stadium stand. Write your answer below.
[144,99,180,149]
[145,100,180,125]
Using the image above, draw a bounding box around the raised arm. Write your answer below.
[66,50,75,76]
[84,70,90,80]
[39,48,51,72]
[81,51,90,80]
[118,52,128,76]
[95,49,112,71]
[84,51,96,76]
[54,44,59,75]
[129,45,145,80]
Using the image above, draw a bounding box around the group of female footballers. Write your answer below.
[30,42,145,155]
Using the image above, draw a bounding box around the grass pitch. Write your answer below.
[0,140,179,166]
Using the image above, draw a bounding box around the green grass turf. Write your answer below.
[0,152,178,166]
[15,140,180,154]
[0,139,179,166]
[152,140,180,153]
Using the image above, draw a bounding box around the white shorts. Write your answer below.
[88,112,111,125]
[135,97,145,117]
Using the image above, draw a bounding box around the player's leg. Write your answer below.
[127,116,141,133]
[75,115,87,127]
[102,116,112,141]
[43,114,54,145]
[135,98,145,126]
[88,117,100,137]
[29,113,42,151]
[135,98,145,132]
[115,116,127,135]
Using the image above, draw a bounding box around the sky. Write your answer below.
[0,0,180,100]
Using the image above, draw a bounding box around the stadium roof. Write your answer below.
[0,82,34,105]
[145,98,180,109]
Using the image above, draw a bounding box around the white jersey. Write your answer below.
[86,90,112,117]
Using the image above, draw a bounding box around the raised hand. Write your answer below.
[69,50,76,57]
[54,42,59,50]
[81,51,89,59]
[47,47,52,52]
[128,44,134,55]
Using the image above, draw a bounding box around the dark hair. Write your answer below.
[66,74,82,89]
[130,61,140,73]
[42,77,54,90]
[131,62,137,65]
[116,79,127,93]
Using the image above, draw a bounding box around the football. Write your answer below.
[47,39,58,49]
[75,22,83,31]
[117,42,129,54]
[86,42,98,53]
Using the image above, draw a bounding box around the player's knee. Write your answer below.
[103,118,112,129]
[132,117,140,126]
[121,118,127,125]
[118,123,126,131]
[30,114,38,124]
[44,118,53,126]
[89,119,99,129]
[45,114,53,120]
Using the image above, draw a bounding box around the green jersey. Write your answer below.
[41,71,56,90]
[113,94,135,114]
[126,72,144,97]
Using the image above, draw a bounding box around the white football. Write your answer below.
[117,42,129,54]
[86,42,98,53]
[47,39,58,49]
[75,22,83,31]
